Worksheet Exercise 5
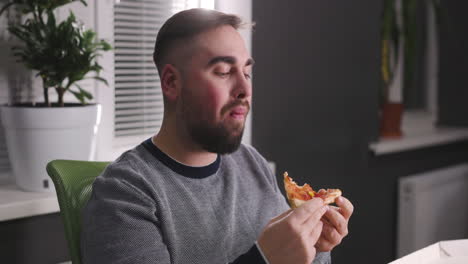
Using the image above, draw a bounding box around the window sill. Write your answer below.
[369,111,468,155]
[0,177,60,222]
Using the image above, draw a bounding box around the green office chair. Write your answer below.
[46,160,110,264]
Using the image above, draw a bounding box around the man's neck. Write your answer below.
[152,120,218,167]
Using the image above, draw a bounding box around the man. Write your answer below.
[81,8,353,264]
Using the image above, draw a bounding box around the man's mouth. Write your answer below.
[229,106,248,120]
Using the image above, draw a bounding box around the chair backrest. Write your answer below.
[46,159,110,264]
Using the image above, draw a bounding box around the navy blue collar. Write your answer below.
[142,138,220,179]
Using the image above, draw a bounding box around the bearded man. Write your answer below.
[81,8,353,264]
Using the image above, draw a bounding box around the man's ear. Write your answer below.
[160,64,181,101]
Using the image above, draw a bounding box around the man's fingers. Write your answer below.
[335,196,354,220]
[321,222,343,244]
[309,221,323,249]
[315,236,333,252]
[313,197,354,253]
[292,198,326,224]
[309,220,323,245]
[323,207,348,236]
[301,205,328,230]
[321,215,332,225]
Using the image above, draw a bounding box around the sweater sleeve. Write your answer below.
[81,164,171,264]
[314,252,332,264]
[228,245,331,264]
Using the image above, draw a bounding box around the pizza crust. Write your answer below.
[290,190,342,207]
[283,172,342,208]
[288,198,307,209]
[318,189,342,205]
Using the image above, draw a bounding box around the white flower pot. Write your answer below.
[0,104,101,192]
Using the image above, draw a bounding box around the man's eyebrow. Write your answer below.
[207,56,255,67]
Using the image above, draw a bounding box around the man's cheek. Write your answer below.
[204,94,224,116]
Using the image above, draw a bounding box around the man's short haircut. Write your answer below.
[153,8,247,74]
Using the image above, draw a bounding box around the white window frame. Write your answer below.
[370,3,468,155]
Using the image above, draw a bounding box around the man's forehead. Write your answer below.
[192,42,253,68]
[191,26,250,59]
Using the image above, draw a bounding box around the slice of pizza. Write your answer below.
[283,172,342,208]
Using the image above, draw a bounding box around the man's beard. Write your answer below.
[181,99,249,154]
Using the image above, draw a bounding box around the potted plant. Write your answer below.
[0,0,111,192]
[379,0,441,139]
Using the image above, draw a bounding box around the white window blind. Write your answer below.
[113,0,214,139]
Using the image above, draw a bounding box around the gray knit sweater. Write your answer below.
[81,139,331,264]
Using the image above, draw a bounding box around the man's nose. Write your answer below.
[233,72,252,100]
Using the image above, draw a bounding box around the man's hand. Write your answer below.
[257,199,328,264]
[315,196,354,252]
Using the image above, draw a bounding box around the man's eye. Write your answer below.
[216,72,230,77]
[244,73,251,79]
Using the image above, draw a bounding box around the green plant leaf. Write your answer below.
[91,76,108,86]
[78,86,93,100]
[70,90,85,104]
[70,84,93,104]
[1,0,111,105]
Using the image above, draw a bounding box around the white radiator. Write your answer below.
[397,163,468,257]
